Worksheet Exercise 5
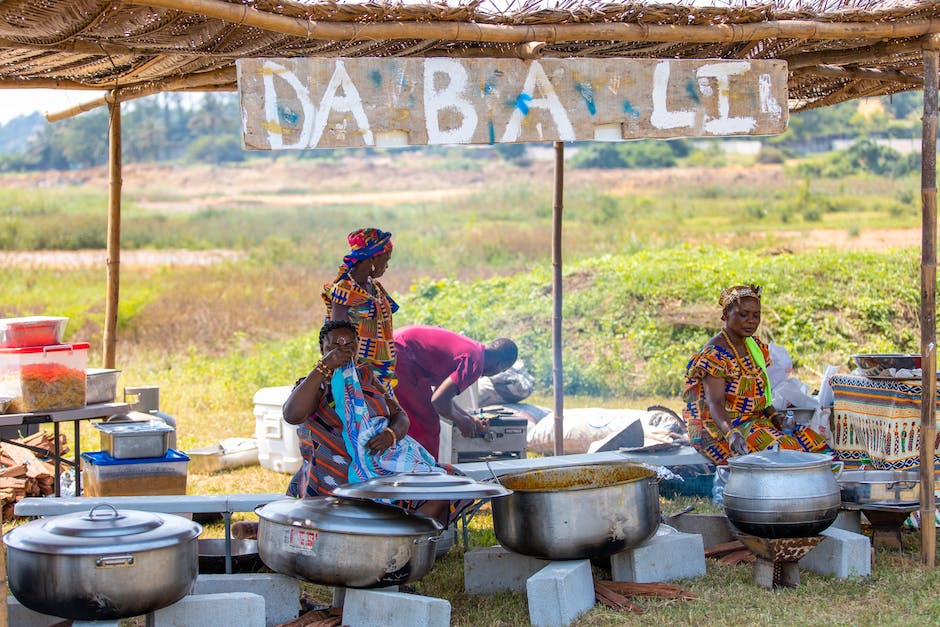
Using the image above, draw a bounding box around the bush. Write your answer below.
[184,135,246,164]
[570,140,683,169]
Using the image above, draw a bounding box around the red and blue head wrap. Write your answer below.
[342,228,393,270]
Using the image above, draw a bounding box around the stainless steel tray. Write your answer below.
[332,472,512,500]
[838,470,920,505]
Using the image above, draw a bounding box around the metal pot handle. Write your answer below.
[831,461,844,478]
[86,503,121,520]
[888,481,918,490]
[414,535,442,545]
[716,466,729,482]
[104,413,134,423]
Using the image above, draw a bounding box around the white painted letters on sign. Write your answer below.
[237,57,788,149]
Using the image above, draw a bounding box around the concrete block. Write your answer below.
[6,597,62,627]
[831,510,863,534]
[153,592,265,627]
[526,560,595,627]
[800,526,871,578]
[342,589,450,627]
[666,513,734,547]
[611,525,706,583]
[194,573,300,626]
[464,544,551,594]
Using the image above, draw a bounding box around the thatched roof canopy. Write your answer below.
[0,0,938,113]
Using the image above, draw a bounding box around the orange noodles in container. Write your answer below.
[0,343,88,413]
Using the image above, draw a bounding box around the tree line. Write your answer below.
[0,90,927,172]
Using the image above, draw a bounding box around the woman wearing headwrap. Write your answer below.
[322,228,398,393]
[682,284,829,466]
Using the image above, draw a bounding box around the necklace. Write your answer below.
[720,329,761,376]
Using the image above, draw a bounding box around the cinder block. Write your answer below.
[342,589,450,627]
[6,597,62,627]
[464,545,551,594]
[667,513,734,547]
[831,510,863,534]
[153,592,265,627]
[611,525,706,583]
[194,573,300,626]
[526,560,595,627]
[800,526,871,578]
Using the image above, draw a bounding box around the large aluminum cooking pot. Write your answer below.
[256,496,443,588]
[720,447,842,538]
[491,462,660,560]
[4,504,201,621]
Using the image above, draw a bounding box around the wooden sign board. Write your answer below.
[237,57,788,149]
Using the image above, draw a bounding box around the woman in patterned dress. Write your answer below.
[322,228,398,393]
[682,284,829,466]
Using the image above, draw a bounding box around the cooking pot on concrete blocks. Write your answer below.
[491,462,661,560]
[4,504,201,621]
[720,447,842,538]
[256,496,443,588]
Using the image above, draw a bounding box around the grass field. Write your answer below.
[2,148,938,624]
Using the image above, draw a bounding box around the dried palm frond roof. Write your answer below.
[1,0,939,113]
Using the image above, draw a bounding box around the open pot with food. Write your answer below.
[491,462,661,560]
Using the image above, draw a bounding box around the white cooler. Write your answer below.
[253,385,302,474]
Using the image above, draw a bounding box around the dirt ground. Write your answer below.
[0,157,924,266]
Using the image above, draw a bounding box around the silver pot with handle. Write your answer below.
[4,504,201,621]
[256,496,443,588]
[720,447,842,538]
[838,470,920,505]
[491,462,661,560]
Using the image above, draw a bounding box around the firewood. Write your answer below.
[596,580,697,600]
[718,549,756,564]
[594,581,645,614]
[0,464,26,477]
[705,540,746,557]
[274,609,341,627]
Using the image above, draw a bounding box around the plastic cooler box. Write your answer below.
[253,386,302,474]
[0,342,89,413]
[81,449,189,496]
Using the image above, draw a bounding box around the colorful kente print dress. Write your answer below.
[322,273,399,393]
[682,337,829,465]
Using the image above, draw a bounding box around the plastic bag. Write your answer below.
[477,360,535,405]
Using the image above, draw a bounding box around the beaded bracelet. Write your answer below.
[314,361,333,378]
[382,427,397,447]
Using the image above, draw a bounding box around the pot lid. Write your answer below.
[728,447,834,469]
[332,472,512,501]
[256,496,444,535]
[4,504,202,555]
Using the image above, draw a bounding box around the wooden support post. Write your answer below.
[552,141,565,457]
[103,99,122,369]
[919,35,939,568]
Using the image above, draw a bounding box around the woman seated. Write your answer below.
[284,319,453,522]
[683,284,829,466]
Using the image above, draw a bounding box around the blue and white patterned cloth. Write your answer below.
[331,363,439,483]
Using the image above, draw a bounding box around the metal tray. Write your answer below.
[838,470,920,505]
[94,418,174,459]
[332,471,512,500]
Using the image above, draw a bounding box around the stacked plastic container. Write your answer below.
[0,316,88,414]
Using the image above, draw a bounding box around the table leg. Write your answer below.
[53,422,61,497]
[224,511,233,575]
[74,419,82,496]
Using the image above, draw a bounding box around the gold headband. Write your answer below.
[719,285,762,308]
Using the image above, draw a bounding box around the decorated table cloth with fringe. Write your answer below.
[830,374,940,471]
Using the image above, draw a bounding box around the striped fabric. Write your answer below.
[683,340,828,465]
[322,273,399,393]
[831,374,940,470]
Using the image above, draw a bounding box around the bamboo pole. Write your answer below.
[919,35,939,569]
[787,39,925,70]
[130,0,940,45]
[45,68,236,122]
[103,99,122,370]
[552,141,565,457]
[790,64,922,84]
